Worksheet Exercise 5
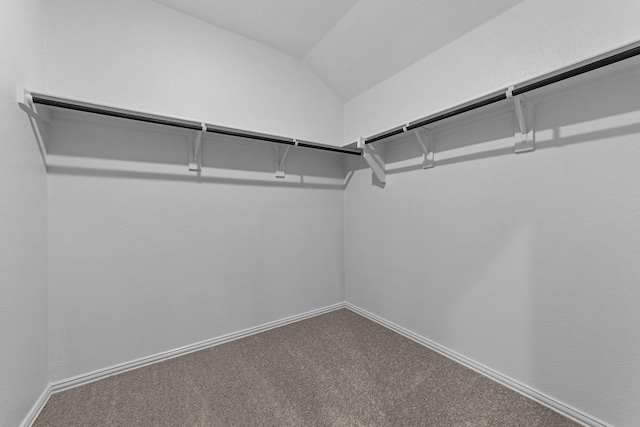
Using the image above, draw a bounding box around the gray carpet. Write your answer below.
[34,309,579,426]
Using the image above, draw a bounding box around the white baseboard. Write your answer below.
[20,386,53,427]
[21,302,345,427]
[344,302,611,427]
[22,301,610,427]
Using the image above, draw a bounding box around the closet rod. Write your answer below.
[30,95,362,156]
[364,43,640,145]
[204,127,360,155]
[32,97,202,131]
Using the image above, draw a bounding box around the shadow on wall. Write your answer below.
[527,73,640,427]
[345,69,640,426]
[41,110,347,189]
[346,57,640,181]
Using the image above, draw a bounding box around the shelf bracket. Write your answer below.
[188,123,206,171]
[411,126,434,169]
[357,137,386,184]
[17,84,50,124]
[275,143,292,178]
[507,86,534,153]
[17,85,49,167]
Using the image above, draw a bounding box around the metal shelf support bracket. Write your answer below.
[507,86,534,153]
[17,85,49,166]
[188,123,206,171]
[357,137,386,184]
[17,85,50,124]
[275,142,292,178]
[412,127,434,169]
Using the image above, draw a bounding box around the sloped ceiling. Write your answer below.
[151,0,523,101]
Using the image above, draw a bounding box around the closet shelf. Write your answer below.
[18,88,363,157]
[350,39,640,185]
[359,40,640,146]
[18,40,640,184]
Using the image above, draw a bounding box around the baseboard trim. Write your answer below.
[23,301,610,427]
[20,386,53,427]
[344,302,612,427]
[22,302,345,426]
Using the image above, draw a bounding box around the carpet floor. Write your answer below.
[34,309,580,426]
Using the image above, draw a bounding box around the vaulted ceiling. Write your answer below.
[151,0,523,101]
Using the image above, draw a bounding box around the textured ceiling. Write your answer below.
[152,0,523,101]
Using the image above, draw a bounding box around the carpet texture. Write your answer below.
[34,309,579,426]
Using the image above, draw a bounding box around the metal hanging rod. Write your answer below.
[363,42,640,145]
[205,126,355,154]
[28,92,362,156]
[32,96,202,131]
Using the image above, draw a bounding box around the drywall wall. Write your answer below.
[344,64,640,426]
[46,113,346,382]
[344,0,640,143]
[43,0,347,383]
[305,0,523,101]
[0,0,48,426]
[43,0,343,145]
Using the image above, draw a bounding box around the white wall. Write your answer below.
[44,0,343,145]
[0,0,48,426]
[15,2,640,424]
[40,0,347,382]
[46,112,346,382]
[344,0,640,143]
[345,64,640,426]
